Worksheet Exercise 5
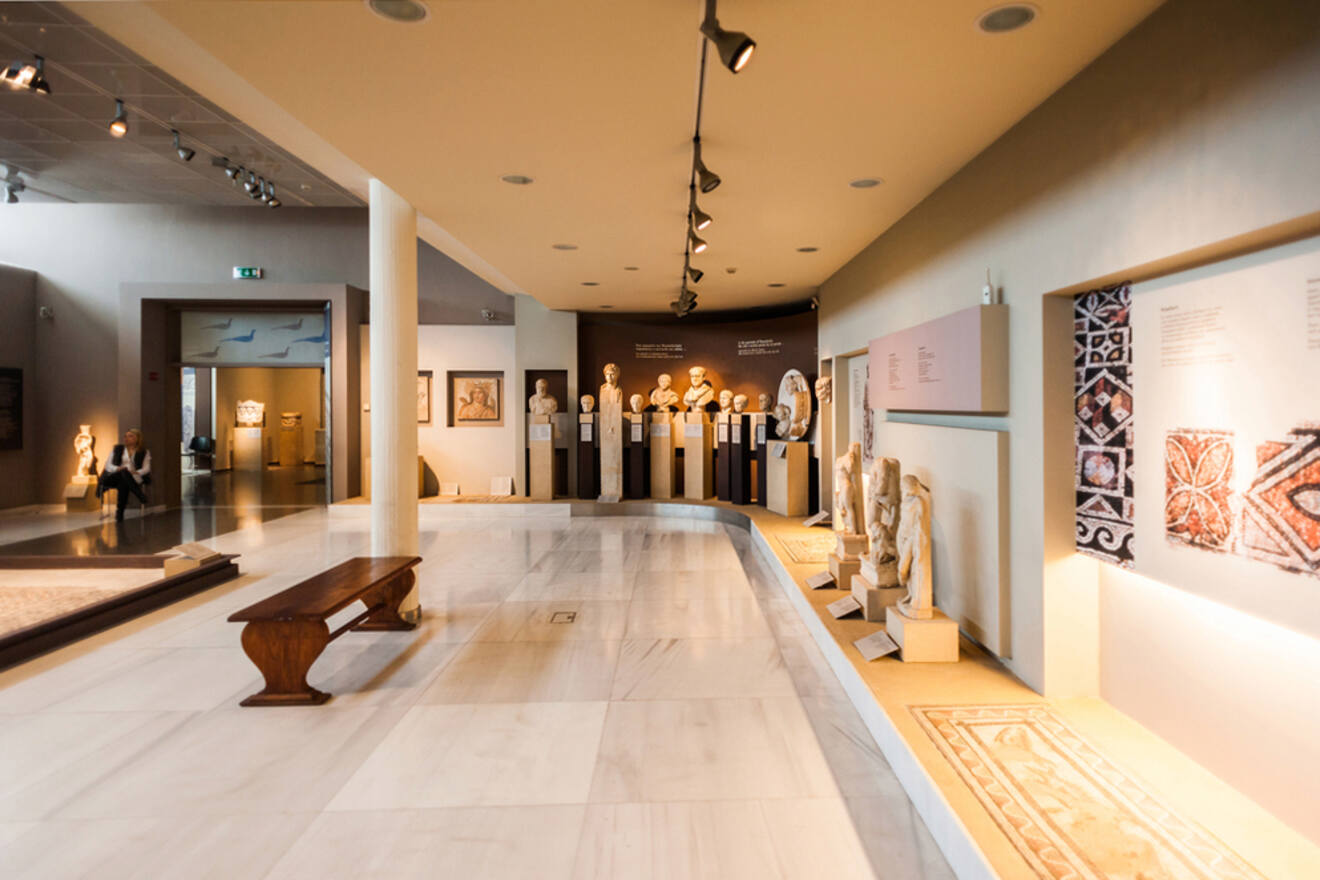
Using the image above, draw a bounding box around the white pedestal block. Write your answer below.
[599,396,624,502]
[828,553,859,587]
[650,414,677,499]
[683,413,713,500]
[528,414,555,500]
[885,606,960,663]
[851,574,904,622]
[64,475,99,512]
[232,427,265,472]
[766,440,809,516]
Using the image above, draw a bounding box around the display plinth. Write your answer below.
[766,439,808,516]
[828,553,859,587]
[885,606,959,663]
[63,475,98,512]
[649,414,677,499]
[626,413,650,499]
[755,414,774,507]
[715,414,732,501]
[278,427,302,467]
[598,397,623,503]
[577,413,598,500]
[851,573,904,622]
[727,414,751,505]
[232,427,265,472]
[683,412,713,501]
[528,414,556,500]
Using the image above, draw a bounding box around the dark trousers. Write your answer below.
[99,470,147,512]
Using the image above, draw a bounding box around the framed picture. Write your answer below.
[448,371,504,427]
[417,371,433,424]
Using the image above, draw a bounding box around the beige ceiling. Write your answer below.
[70,0,1162,312]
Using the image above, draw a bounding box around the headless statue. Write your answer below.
[896,475,933,619]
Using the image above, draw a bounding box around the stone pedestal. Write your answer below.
[851,554,903,621]
[599,396,623,503]
[278,414,303,467]
[577,413,598,499]
[754,414,773,506]
[64,475,99,512]
[528,414,555,500]
[650,414,677,499]
[766,439,809,516]
[683,413,713,501]
[232,426,265,472]
[626,413,650,499]
[729,414,752,505]
[886,606,959,663]
[827,554,859,588]
[715,414,732,501]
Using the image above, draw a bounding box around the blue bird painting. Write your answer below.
[272,318,304,332]
[293,328,329,345]
[220,329,256,343]
[260,347,291,359]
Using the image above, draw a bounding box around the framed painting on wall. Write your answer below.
[448,371,504,427]
[418,371,433,424]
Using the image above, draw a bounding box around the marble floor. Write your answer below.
[0,509,952,879]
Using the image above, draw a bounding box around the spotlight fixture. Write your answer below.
[689,186,712,231]
[688,229,708,254]
[259,178,271,202]
[687,265,704,284]
[230,165,245,184]
[2,56,47,93]
[108,99,128,137]
[671,285,698,318]
[30,56,49,96]
[244,171,258,194]
[693,137,720,193]
[700,0,756,73]
[4,179,22,204]
[172,130,195,162]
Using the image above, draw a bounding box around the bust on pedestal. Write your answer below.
[625,393,650,498]
[682,367,714,500]
[528,379,559,500]
[649,376,678,499]
[598,363,624,502]
[577,394,598,499]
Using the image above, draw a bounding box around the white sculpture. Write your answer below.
[650,373,680,411]
[771,403,792,439]
[718,389,734,413]
[579,394,595,414]
[757,392,772,413]
[896,475,934,620]
[599,363,623,405]
[775,370,812,440]
[683,366,714,411]
[732,393,748,414]
[864,457,902,568]
[815,376,833,406]
[280,412,302,428]
[833,442,864,535]
[236,399,264,427]
[629,393,645,414]
[528,378,559,416]
[74,424,96,476]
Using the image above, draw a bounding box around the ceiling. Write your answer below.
[63,0,1161,310]
[0,2,360,206]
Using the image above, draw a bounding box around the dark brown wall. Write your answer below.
[577,307,818,410]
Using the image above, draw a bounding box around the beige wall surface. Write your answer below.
[214,367,323,468]
[0,265,37,509]
[817,0,1320,844]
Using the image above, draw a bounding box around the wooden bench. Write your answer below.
[228,556,422,706]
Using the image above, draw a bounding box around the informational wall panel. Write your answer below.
[868,304,1008,413]
[1131,239,1320,639]
[873,419,1009,656]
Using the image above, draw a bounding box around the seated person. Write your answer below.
[98,428,152,521]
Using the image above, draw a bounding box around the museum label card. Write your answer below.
[802,511,830,528]
[854,630,899,661]
[756,423,767,444]
[771,441,787,458]
[650,422,670,437]
[806,571,835,590]
[530,424,552,442]
[731,423,742,444]
[827,595,863,618]
[684,423,704,438]
[718,423,728,443]
[490,476,513,496]
[630,422,643,442]
[440,482,460,496]
[580,423,593,442]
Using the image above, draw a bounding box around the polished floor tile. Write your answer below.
[508,570,637,602]
[625,598,772,640]
[420,639,620,703]
[611,638,795,701]
[472,600,630,642]
[42,647,260,713]
[631,568,753,599]
[327,702,608,810]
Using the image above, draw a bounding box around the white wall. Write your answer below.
[361,324,518,496]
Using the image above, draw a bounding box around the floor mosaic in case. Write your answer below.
[1165,429,1235,552]
[1242,424,1320,578]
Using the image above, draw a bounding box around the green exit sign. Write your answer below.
[233,266,264,280]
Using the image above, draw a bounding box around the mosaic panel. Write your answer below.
[1165,429,1234,552]
[1241,424,1320,578]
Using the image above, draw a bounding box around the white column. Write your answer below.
[369,179,420,617]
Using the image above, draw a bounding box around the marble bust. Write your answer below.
[815,376,833,406]
[579,394,595,414]
[718,389,734,413]
[629,393,645,414]
[528,378,558,416]
[732,393,748,414]
[896,475,934,620]
[683,366,714,411]
[771,403,792,438]
[757,392,772,413]
[599,363,623,405]
[650,373,680,411]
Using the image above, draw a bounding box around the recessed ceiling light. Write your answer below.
[977,4,1037,33]
[500,174,533,185]
[768,282,785,288]
[623,266,639,271]
[796,247,818,253]
[366,0,429,24]
[849,178,882,188]
[551,243,578,250]
[581,281,599,286]
[725,267,737,274]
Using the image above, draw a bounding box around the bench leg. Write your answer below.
[238,619,332,706]
[354,570,420,632]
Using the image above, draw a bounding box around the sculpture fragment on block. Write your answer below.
[236,399,265,427]
[650,373,679,412]
[775,369,812,440]
[896,475,934,619]
[683,366,714,411]
[74,424,96,476]
[815,376,833,406]
[757,392,772,413]
[528,378,559,416]
[629,393,645,414]
[732,393,748,414]
[718,389,734,414]
[771,403,792,439]
[832,442,864,535]
[579,394,595,413]
[860,457,902,587]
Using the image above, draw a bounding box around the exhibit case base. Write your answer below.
[766,439,809,516]
[886,606,959,663]
[852,574,904,622]
[63,475,99,512]
[649,414,677,499]
[528,414,555,501]
[682,413,713,501]
[828,552,859,587]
